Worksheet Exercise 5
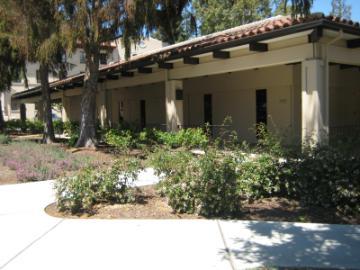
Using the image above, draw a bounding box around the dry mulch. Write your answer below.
[46,185,359,224]
[46,185,200,220]
[0,163,18,185]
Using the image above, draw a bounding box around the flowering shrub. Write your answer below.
[237,153,283,200]
[283,145,360,215]
[0,141,95,181]
[55,158,140,213]
[153,149,241,217]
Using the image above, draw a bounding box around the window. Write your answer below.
[79,51,86,64]
[99,53,107,65]
[36,70,41,83]
[140,100,146,129]
[204,94,213,125]
[256,89,267,126]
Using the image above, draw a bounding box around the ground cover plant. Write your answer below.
[0,141,96,181]
[0,133,11,144]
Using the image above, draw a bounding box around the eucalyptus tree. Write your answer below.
[55,0,149,148]
[282,0,313,17]
[331,0,352,20]
[0,38,22,132]
[2,0,63,143]
[193,0,272,35]
[151,0,196,44]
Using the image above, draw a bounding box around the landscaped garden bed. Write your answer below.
[0,139,114,184]
[1,120,359,224]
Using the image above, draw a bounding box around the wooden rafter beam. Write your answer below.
[106,74,119,80]
[121,71,134,77]
[158,62,173,69]
[347,38,360,48]
[213,50,230,59]
[308,27,323,43]
[249,42,268,52]
[183,56,199,65]
[138,67,153,74]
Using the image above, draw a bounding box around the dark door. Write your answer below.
[256,89,267,126]
[140,100,146,129]
[204,94,213,125]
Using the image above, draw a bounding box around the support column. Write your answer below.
[301,58,329,145]
[165,80,184,132]
[61,94,69,122]
[97,89,108,129]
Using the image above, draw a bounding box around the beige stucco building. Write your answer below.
[13,15,360,145]
[3,37,164,121]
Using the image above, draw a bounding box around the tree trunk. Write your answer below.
[75,53,100,148]
[20,104,26,133]
[0,98,5,132]
[40,63,55,144]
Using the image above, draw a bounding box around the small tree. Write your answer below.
[0,38,21,132]
[2,0,63,143]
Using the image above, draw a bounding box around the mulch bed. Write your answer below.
[46,185,200,220]
[45,185,359,224]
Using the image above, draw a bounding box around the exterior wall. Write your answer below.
[109,83,166,129]
[183,65,301,143]
[329,65,360,135]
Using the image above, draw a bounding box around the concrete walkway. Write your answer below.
[0,180,359,270]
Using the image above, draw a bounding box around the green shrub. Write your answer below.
[237,153,283,200]
[55,158,140,213]
[5,119,25,132]
[153,149,241,217]
[154,128,208,149]
[53,119,64,134]
[64,121,80,147]
[283,145,360,215]
[26,120,43,133]
[104,129,134,152]
[0,134,11,144]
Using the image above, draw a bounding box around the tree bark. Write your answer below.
[75,52,100,148]
[40,63,55,144]
[20,104,26,132]
[0,98,5,132]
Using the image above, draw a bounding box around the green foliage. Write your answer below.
[26,120,44,133]
[4,119,25,132]
[55,158,140,214]
[283,145,360,215]
[215,116,238,150]
[237,153,283,200]
[255,123,284,157]
[153,149,241,217]
[104,129,134,153]
[53,119,64,134]
[193,0,272,35]
[64,121,79,147]
[0,133,11,144]
[155,128,209,149]
[4,119,43,133]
